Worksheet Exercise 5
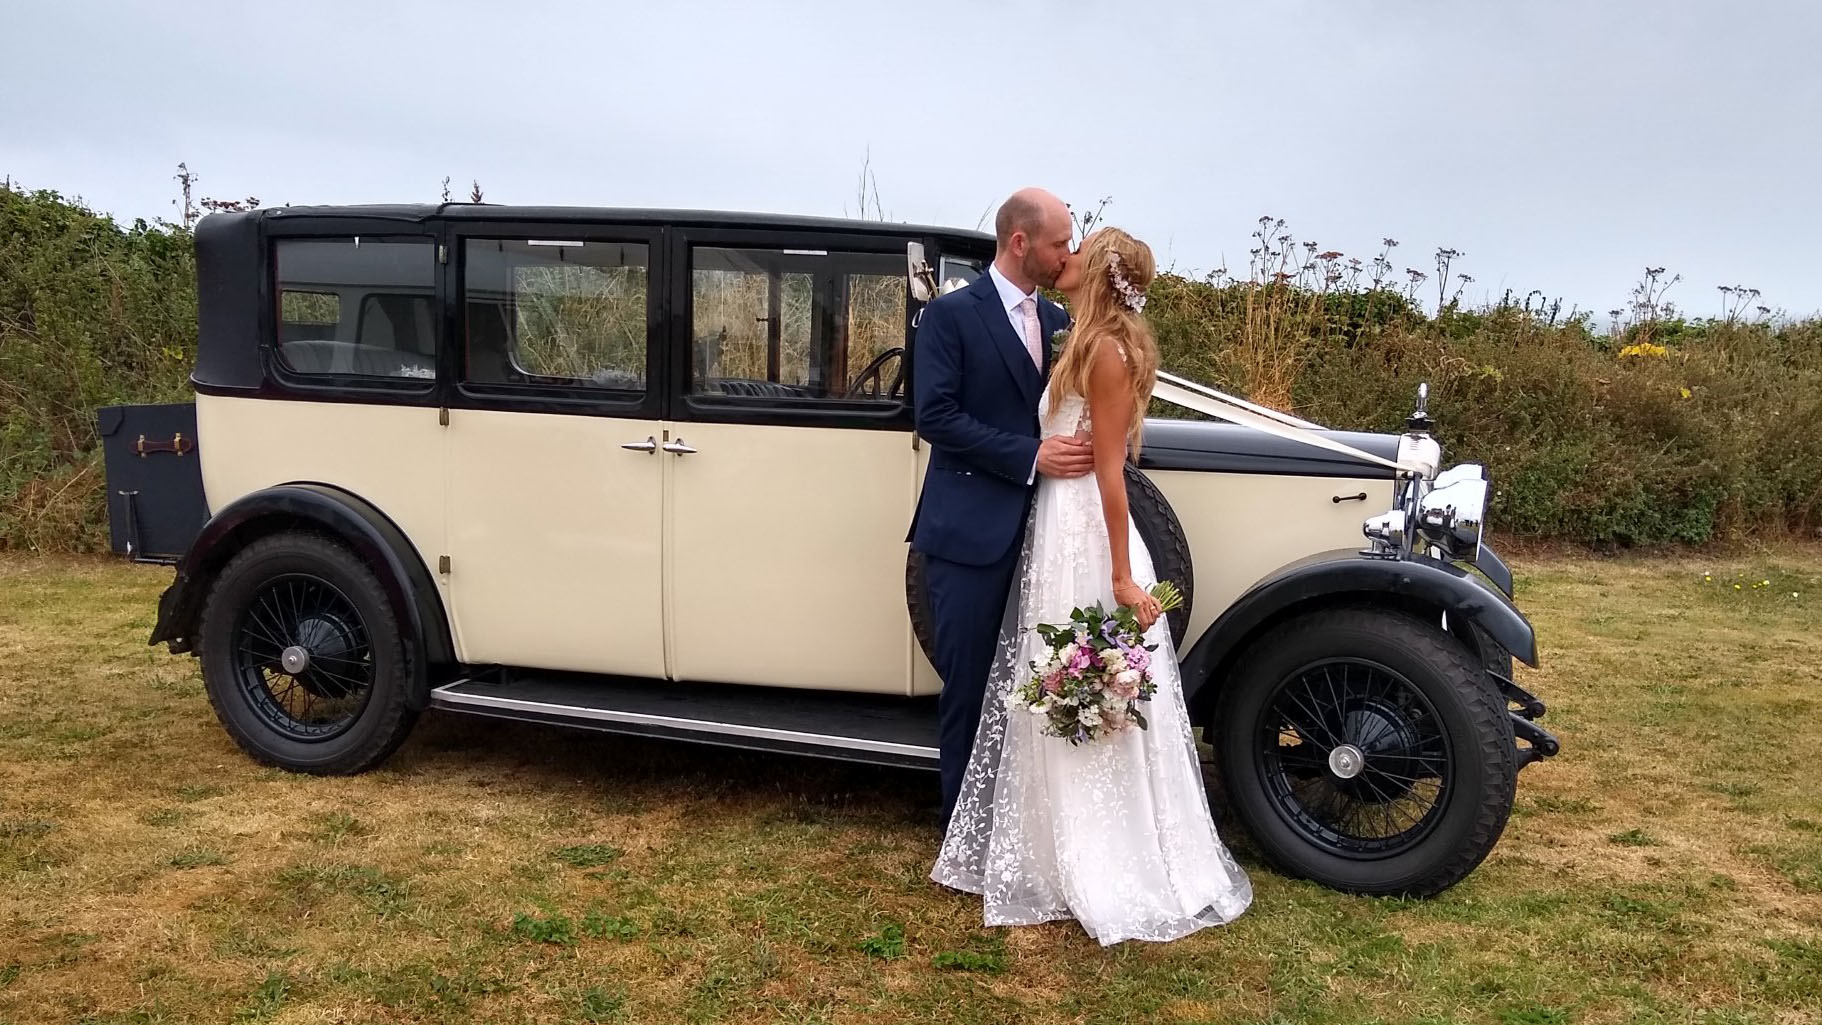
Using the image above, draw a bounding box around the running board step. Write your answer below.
[430,673,940,770]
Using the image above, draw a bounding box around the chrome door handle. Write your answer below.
[621,437,658,453]
[661,438,698,455]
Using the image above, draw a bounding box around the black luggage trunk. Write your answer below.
[96,402,209,563]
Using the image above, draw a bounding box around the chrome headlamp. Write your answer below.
[1416,464,1488,561]
[1361,384,1492,563]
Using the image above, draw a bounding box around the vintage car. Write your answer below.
[101,203,1558,898]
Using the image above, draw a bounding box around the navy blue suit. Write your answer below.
[908,272,1069,827]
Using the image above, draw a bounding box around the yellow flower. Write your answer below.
[1679,387,1692,399]
[1618,342,1668,359]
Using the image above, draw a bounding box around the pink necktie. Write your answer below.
[1018,297,1042,370]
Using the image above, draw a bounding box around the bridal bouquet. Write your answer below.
[1009,582,1185,745]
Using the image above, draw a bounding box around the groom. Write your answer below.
[908,187,1093,828]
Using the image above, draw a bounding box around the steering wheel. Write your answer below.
[845,346,906,399]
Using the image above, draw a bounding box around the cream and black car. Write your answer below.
[100,204,1558,898]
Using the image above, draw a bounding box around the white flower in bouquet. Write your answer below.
[1078,706,1103,728]
[1115,669,1141,687]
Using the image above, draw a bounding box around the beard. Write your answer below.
[1022,250,1062,290]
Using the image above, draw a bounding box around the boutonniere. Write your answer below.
[1050,328,1070,358]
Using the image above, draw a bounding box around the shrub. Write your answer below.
[3,186,1817,549]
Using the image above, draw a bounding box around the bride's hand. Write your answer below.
[1115,580,1162,632]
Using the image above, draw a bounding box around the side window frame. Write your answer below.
[448,222,665,420]
[263,226,442,402]
[666,227,918,431]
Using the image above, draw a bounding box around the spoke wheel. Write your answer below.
[1210,606,1518,897]
[199,532,418,775]
[1259,658,1451,858]
[233,574,376,742]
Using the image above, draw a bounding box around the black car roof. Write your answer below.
[255,203,994,243]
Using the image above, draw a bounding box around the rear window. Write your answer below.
[273,238,437,381]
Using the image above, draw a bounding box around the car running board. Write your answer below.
[430,673,940,770]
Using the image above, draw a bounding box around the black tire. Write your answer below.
[197,532,418,774]
[907,463,1194,661]
[1209,606,1517,897]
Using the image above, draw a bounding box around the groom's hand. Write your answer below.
[1037,435,1094,478]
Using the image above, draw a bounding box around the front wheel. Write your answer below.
[197,532,418,774]
[1211,606,1517,897]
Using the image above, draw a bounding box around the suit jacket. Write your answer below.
[907,270,1070,566]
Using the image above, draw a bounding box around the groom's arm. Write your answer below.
[912,300,1041,484]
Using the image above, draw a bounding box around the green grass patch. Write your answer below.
[510,911,577,945]
[549,842,622,868]
[580,908,640,940]
[857,922,906,959]
[932,934,1006,973]
[1607,827,1661,847]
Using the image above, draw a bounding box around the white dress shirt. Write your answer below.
[987,263,1043,484]
[988,263,1041,353]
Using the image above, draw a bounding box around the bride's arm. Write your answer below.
[1085,338,1161,629]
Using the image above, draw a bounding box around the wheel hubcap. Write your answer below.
[280,645,311,675]
[1257,658,1454,859]
[1327,743,1366,779]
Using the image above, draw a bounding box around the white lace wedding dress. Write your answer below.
[930,384,1254,945]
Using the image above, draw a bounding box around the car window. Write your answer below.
[273,238,437,381]
[689,247,906,407]
[463,239,649,393]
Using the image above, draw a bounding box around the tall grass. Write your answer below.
[3,181,1819,552]
[1142,220,1822,544]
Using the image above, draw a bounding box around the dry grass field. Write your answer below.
[2,548,1820,1024]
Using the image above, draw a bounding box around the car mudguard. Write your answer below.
[1178,545,1538,713]
[148,483,454,711]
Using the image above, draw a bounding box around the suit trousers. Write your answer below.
[925,543,1024,830]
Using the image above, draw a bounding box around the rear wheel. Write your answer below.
[1210,606,1517,896]
[197,532,417,774]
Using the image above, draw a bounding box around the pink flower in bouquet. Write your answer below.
[1068,646,1093,671]
[1125,646,1151,673]
[1041,672,1062,695]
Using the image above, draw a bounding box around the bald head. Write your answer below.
[995,187,1068,248]
[992,187,1074,291]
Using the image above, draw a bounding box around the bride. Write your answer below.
[930,227,1253,945]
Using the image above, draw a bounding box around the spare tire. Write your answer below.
[907,463,1194,663]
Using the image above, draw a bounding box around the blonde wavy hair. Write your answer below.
[1047,227,1160,459]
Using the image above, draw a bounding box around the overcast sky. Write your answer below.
[5,0,1818,319]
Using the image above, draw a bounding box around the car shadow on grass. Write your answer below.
[389,710,942,830]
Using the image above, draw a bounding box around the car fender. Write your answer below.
[148,483,454,711]
[1178,546,1538,714]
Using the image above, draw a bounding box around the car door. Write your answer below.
[662,230,922,693]
[442,225,669,677]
